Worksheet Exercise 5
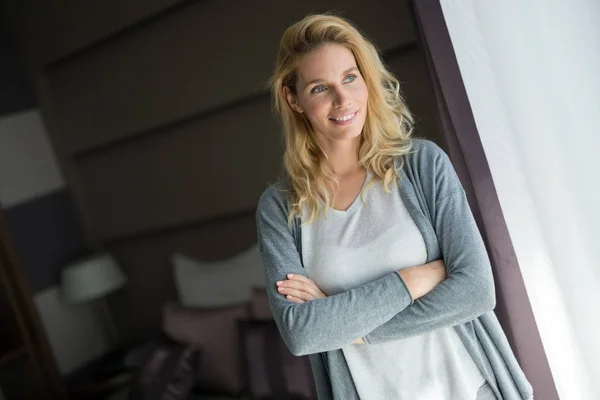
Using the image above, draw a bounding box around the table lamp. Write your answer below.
[61,253,127,347]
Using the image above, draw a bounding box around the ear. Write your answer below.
[283,85,304,113]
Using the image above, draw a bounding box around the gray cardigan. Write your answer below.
[256,138,534,400]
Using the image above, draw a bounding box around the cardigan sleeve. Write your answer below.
[363,140,496,344]
[256,185,413,356]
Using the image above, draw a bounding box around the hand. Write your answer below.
[399,259,447,300]
[352,337,365,345]
[276,274,327,304]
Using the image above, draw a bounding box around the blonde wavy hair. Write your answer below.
[270,13,415,224]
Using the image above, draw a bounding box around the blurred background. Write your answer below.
[0,1,441,399]
[1,0,599,399]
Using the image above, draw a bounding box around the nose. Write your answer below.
[332,86,351,108]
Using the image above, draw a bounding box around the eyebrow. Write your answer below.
[304,66,359,87]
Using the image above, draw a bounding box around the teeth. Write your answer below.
[334,112,355,122]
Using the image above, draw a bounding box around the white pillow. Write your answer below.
[172,244,265,307]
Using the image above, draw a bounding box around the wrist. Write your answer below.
[398,268,419,300]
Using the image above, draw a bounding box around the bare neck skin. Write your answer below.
[317,134,366,211]
[317,134,364,178]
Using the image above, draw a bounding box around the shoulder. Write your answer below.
[256,180,292,217]
[411,137,444,153]
[398,137,464,202]
[398,137,454,173]
[256,181,296,241]
[402,138,449,166]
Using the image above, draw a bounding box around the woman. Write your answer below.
[256,14,533,400]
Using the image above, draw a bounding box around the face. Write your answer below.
[285,44,368,145]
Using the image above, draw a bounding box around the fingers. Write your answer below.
[286,295,305,304]
[277,277,320,297]
[285,273,312,284]
[282,274,326,295]
[278,286,316,301]
[277,279,315,293]
[275,274,327,302]
[283,274,320,292]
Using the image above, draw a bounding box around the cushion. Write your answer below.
[238,319,316,399]
[250,287,273,320]
[172,245,265,307]
[162,302,249,395]
[124,342,155,369]
[129,334,201,400]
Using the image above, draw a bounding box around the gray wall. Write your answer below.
[2,0,441,372]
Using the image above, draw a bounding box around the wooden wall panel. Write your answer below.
[2,0,183,67]
[77,96,281,240]
[46,0,416,154]
[46,0,184,64]
[386,48,442,144]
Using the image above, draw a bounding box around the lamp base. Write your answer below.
[95,298,119,349]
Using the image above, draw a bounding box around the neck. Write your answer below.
[317,135,363,177]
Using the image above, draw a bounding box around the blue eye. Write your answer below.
[344,74,357,83]
[311,85,326,94]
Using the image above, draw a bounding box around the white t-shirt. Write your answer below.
[301,172,486,399]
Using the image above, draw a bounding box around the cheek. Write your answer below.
[303,99,330,123]
[355,82,369,105]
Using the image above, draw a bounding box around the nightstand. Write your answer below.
[68,370,133,400]
[65,344,144,400]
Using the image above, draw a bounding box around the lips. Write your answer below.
[328,109,359,126]
[329,109,358,121]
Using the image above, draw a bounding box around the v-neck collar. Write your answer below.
[329,171,373,216]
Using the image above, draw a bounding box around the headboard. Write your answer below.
[107,213,259,342]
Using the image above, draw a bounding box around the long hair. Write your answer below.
[270,13,414,224]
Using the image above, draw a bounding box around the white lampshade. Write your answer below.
[61,253,127,303]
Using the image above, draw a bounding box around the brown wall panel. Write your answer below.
[77,96,282,240]
[3,0,183,67]
[386,48,442,144]
[47,0,416,153]
[46,0,184,64]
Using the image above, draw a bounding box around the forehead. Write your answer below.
[295,44,358,86]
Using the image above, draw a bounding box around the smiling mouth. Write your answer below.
[328,109,359,123]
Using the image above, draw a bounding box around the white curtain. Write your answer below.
[439,1,600,399]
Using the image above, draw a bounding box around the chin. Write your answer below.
[340,128,364,141]
[333,113,367,140]
[318,127,362,142]
[329,132,363,145]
